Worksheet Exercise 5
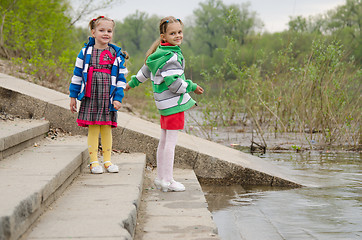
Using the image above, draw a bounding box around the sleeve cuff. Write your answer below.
[128,76,139,88]
[190,82,197,92]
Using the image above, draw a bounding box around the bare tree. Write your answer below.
[68,0,124,26]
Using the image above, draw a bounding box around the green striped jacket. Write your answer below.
[128,45,197,116]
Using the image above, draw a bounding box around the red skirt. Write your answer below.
[160,112,184,130]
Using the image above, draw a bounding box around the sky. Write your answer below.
[73,0,346,32]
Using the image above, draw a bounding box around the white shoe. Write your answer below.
[160,179,171,192]
[158,179,185,192]
[168,180,185,192]
[104,161,119,173]
[89,162,103,174]
[154,178,162,190]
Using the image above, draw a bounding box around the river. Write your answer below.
[201,151,361,240]
[184,110,361,240]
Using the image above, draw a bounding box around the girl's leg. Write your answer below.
[100,125,112,167]
[88,125,102,173]
[156,129,167,181]
[100,125,118,173]
[156,129,184,192]
[162,130,179,182]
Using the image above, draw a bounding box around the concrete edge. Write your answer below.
[0,120,49,160]
[121,153,146,238]
[0,140,89,240]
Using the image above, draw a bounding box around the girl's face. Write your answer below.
[161,22,183,46]
[91,20,114,48]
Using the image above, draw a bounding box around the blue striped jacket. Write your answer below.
[69,37,128,111]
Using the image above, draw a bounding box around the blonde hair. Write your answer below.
[145,16,183,61]
[89,16,129,62]
[89,16,115,31]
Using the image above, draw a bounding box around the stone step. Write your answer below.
[0,119,49,160]
[0,136,89,240]
[136,168,220,240]
[23,152,146,240]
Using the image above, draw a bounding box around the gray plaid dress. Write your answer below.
[77,47,117,128]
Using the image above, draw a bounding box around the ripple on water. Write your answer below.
[201,151,362,240]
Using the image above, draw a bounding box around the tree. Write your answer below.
[288,16,308,32]
[191,0,262,56]
[114,12,159,57]
[0,0,72,59]
[325,0,361,63]
[68,0,124,26]
[192,0,228,56]
[224,2,262,44]
[114,10,147,54]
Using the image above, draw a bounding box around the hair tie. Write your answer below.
[92,18,96,21]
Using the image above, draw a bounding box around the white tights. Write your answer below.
[156,129,179,182]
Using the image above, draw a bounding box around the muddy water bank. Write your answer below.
[184,109,358,152]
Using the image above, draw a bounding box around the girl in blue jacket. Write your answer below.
[69,16,128,174]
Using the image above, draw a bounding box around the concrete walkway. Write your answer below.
[24,153,146,240]
[135,168,220,240]
[23,162,219,240]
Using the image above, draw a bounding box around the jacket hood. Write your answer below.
[146,45,182,75]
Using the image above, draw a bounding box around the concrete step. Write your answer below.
[135,168,220,240]
[0,119,50,160]
[23,152,146,240]
[0,136,89,240]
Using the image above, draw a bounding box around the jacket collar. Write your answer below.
[85,37,122,54]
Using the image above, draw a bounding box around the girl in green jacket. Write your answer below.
[125,16,203,192]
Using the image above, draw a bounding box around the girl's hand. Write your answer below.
[194,85,204,95]
[124,83,132,92]
[113,100,122,110]
[70,98,77,113]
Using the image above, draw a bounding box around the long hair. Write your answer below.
[145,16,183,61]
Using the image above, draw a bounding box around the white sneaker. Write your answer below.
[154,178,162,190]
[104,161,119,173]
[90,164,103,174]
[168,180,185,192]
[158,179,185,192]
[160,179,171,192]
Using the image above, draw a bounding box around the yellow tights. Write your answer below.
[88,125,113,167]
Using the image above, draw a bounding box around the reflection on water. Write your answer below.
[201,151,362,240]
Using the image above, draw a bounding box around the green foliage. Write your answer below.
[286,0,362,63]
[0,0,81,87]
[113,11,159,57]
[190,0,261,56]
[200,34,361,147]
[2,0,71,57]
[288,16,308,33]
[192,0,227,55]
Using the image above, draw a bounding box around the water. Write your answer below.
[201,151,362,240]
